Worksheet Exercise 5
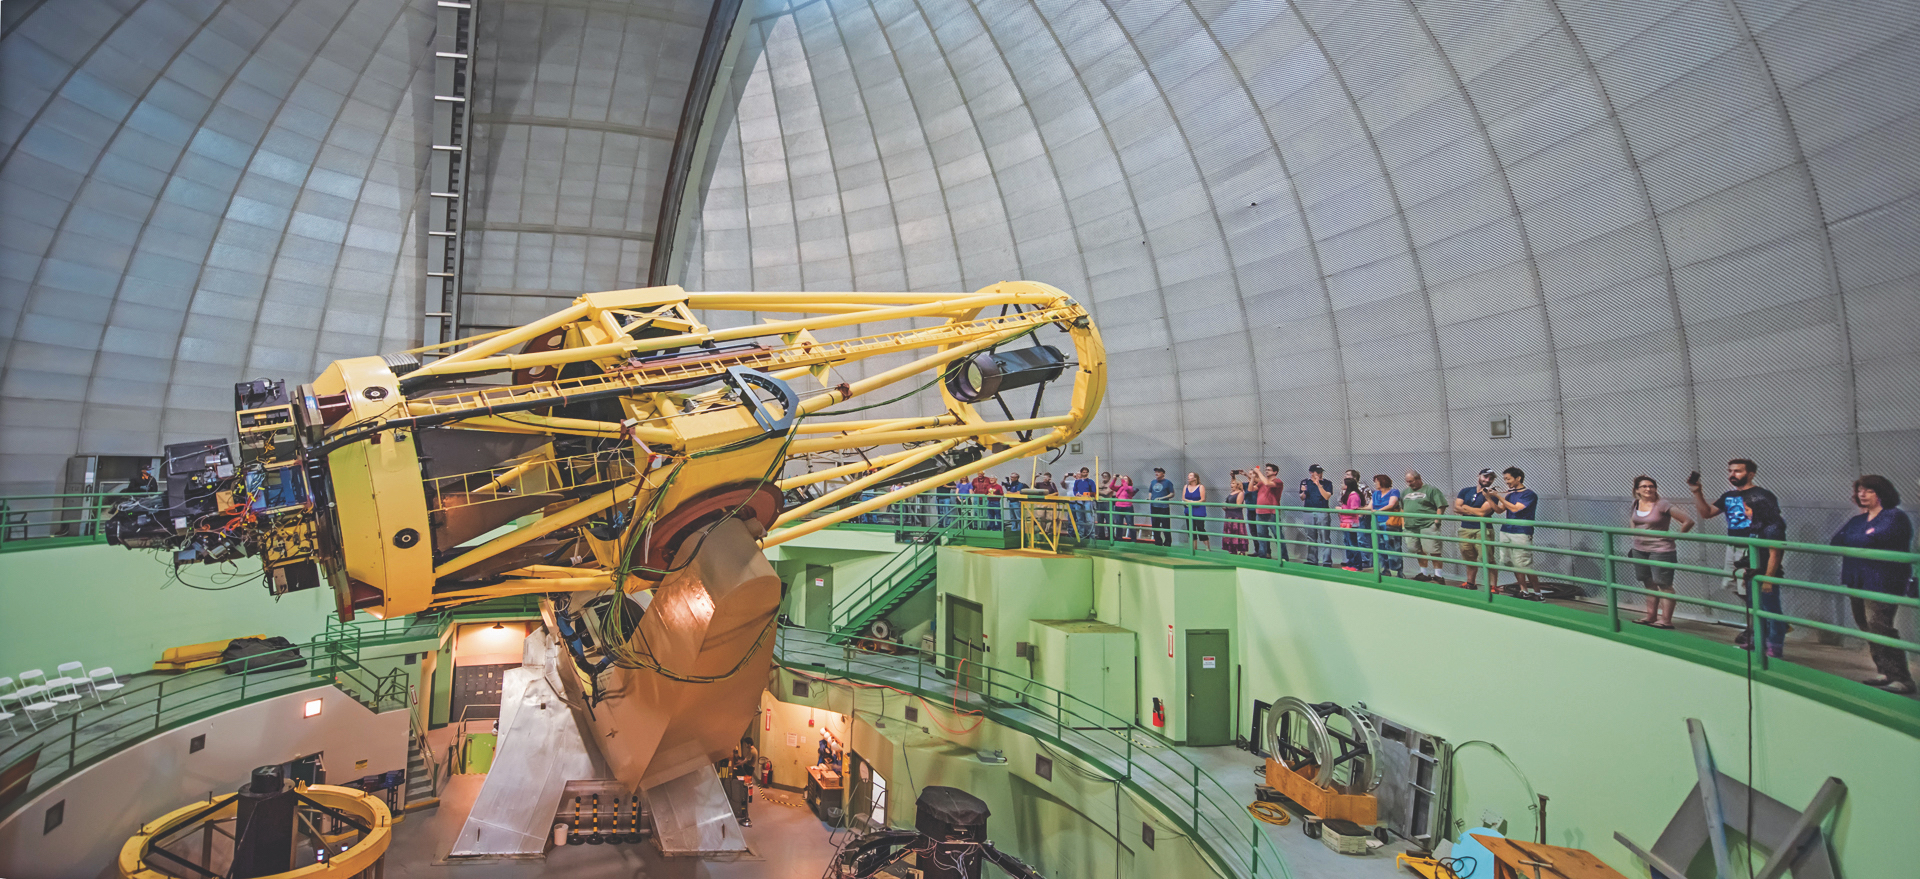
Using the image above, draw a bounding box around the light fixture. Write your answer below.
[303,698,323,718]
[492,621,505,630]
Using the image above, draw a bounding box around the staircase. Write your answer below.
[403,717,440,811]
[826,523,957,644]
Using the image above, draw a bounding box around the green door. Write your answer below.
[805,565,834,631]
[946,596,985,691]
[1184,630,1230,746]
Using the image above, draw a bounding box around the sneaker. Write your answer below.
[1411,574,1430,583]
[1733,629,1752,648]
[1876,680,1916,695]
[1765,646,1784,659]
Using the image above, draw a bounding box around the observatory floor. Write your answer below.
[382,770,842,878]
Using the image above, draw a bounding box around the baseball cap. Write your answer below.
[1308,464,1324,473]
[1478,468,1497,478]
[1153,467,1165,473]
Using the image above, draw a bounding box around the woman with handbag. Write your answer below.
[1371,474,1404,577]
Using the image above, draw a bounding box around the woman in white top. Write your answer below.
[1628,475,1695,628]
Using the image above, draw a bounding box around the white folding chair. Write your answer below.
[88,667,127,705]
[46,664,85,714]
[55,661,93,708]
[0,676,18,736]
[14,685,57,731]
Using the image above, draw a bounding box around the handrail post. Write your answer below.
[1481,525,1495,602]
[1751,537,1770,670]
[1368,509,1380,582]
[1191,764,1200,829]
[1604,531,1620,632]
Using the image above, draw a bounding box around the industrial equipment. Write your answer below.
[1258,696,1384,829]
[104,282,1104,836]
[1357,705,1451,849]
[833,786,1043,879]
[117,766,392,879]
[1615,719,1844,879]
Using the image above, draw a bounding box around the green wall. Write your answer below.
[1230,568,1920,878]
[0,543,333,679]
[765,529,905,632]
[773,666,1210,879]
[763,527,1920,879]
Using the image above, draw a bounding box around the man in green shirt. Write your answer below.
[1402,470,1448,582]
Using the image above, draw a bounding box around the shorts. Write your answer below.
[1409,528,1444,556]
[1457,527,1485,562]
[1628,548,1676,587]
[1497,531,1534,570]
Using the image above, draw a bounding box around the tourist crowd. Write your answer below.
[898,458,1912,693]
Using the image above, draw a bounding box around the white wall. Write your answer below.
[0,687,409,879]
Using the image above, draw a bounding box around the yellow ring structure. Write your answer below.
[119,784,392,879]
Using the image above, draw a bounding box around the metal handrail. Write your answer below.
[772,625,1294,879]
[0,490,161,549]
[0,637,408,824]
[787,495,1920,674]
[827,501,965,633]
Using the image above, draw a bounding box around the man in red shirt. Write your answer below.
[1246,463,1287,560]
[971,471,1004,528]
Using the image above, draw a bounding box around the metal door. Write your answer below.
[805,564,834,631]
[945,596,985,692]
[1184,630,1230,746]
[450,662,515,721]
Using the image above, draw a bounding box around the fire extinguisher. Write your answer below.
[759,758,773,787]
[1151,697,1166,728]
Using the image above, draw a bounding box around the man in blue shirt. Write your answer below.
[1297,465,1334,565]
[1147,467,1177,546]
[1485,466,1542,600]
[1070,467,1096,540]
[1002,473,1027,532]
[1451,469,1500,590]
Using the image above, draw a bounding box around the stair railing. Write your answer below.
[827,502,963,637]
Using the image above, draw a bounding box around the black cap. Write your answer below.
[1478,468,1497,478]
[1153,467,1165,473]
[1308,464,1323,473]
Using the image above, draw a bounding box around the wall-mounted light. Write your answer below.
[303,698,323,718]
[492,621,505,630]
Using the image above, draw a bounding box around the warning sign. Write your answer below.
[1202,656,1216,669]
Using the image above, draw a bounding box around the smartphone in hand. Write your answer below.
[1686,470,1702,487]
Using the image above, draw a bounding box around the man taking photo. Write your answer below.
[1689,459,1788,657]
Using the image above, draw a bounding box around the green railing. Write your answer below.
[0,637,408,823]
[827,499,965,637]
[0,491,158,552]
[321,595,543,648]
[773,625,1293,879]
[793,495,1920,677]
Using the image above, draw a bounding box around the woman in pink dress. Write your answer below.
[1222,477,1250,554]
